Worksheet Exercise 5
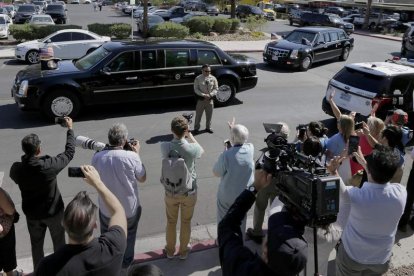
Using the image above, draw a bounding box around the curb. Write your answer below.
[353,31,403,42]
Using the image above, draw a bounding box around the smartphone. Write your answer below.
[348,135,360,155]
[354,122,363,130]
[55,117,66,127]
[68,167,84,178]
[224,139,232,149]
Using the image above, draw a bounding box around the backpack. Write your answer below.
[160,143,192,195]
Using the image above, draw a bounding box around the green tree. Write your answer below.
[363,0,372,30]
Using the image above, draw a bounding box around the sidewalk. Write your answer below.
[0,30,404,60]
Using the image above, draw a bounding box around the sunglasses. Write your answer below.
[203,70,211,73]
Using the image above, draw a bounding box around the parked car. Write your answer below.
[15,29,110,64]
[101,0,113,6]
[263,27,354,71]
[257,2,275,21]
[137,14,164,33]
[235,5,264,20]
[322,59,414,124]
[341,13,361,24]
[206,5,219,16]
[0,7,7,15]
[32,1,47,12]
[157,6,188,21]
[3,5,16,18]
[0,14,12,39]
[324,6,346,17]
[29,14,55,25]
[44,4,67,24]
[289,9,309,26]
[133,6,159,18]
[70,0,80,4]
[353,13,395,29]
[170,12,207,24]
[299,12,354,34]
[274,4,286,13]
[14,4,38,24]
[402,23,414,57]
[12,40,258,119]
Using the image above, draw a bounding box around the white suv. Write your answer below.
[322,60,414,125]
[0,14,12,39]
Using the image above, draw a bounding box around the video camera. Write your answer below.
[75,136,137,152]
[259,123,340,227]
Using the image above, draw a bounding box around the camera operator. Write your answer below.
[213,118,254,238]
[9,116,75,270]
[92,123,146,271]
[218,164,307,276]
[335,145,406,275]
[246,122,289,244]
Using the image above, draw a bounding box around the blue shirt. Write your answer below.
[341,182,406,264]
[326,133,345,160]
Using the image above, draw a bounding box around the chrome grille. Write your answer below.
[267,47,290,58]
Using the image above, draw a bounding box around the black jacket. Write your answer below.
[218,189,277,276]
[10,130,75,220]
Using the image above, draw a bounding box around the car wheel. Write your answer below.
[26,50,40,64]
[401,45,407,57]
[42,90,81,119]
[339,47,350,61]
[215,79,236,107]
[299,55,312,71]
[369,22,375,30]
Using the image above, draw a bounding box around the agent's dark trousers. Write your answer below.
[400,160,414,226]
[26,209,65,270]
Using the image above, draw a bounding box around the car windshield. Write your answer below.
[329,15,341,22]
[47,5,64,10]
[32,16,52,22]
[285,31,316,44]
[33,1,44,5]
[5,6,13,11]
[18,5,35,12]
[251,6,261,13]
[0,18,5,24]
[334,67,390,94]
[74,46,110,70]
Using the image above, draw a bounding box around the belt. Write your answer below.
[165,189,196,197]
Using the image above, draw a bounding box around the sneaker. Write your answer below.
[205,128,214,134]
[179,244,192,260]
[163,248,174,259]
[246,228,263,244]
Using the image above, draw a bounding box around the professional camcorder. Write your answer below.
[75,136,137,152]
[259,123,340,227]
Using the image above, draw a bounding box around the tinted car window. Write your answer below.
[49,32,71,42]
[323,33,331,42]
[75,46,110,70]
[330,32,339,41]
[166,50,189,67]
[285,30,316,44]
[17,5,35,12]
[338,31,346,40]
[197,50,220,65]
[108,52,134,72]
[46,4,64,11]
[316,33,325,44]
[72,32,94,41]
[0,18,5,24]
[334,67,390,94]
[390,76,413,94]
[142,50,157,69]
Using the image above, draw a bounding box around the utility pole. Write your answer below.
[143,0,148,38]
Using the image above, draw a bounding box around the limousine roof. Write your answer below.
[102,40,218,52]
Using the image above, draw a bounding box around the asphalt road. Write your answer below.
[0,13,404,259]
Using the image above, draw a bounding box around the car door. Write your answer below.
[312,32,328,62]
[321,32,337,60]
[71,32,96,58]
[329,31,342,58]
[48,32,72,59]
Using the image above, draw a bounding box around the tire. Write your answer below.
[401,45,407,57]
[86,48,96,55]
[215,79,236,107]
[25,50,40,64]
[289,19,293,25]
[42,90,81,119]
[299,55,312,71]
[369,22,375,30]
[339,47,350,61]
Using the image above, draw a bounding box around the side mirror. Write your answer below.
[45,39,51,43]
[101,67,111,75]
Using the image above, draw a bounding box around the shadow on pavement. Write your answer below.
[3,59,25,66]
[146,133,174,144]
[0,103,49,129]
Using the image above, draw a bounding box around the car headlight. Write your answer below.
[18,80,29,97]
[0,27,4,31]
[264,44,269,53]
[290,49,299,59]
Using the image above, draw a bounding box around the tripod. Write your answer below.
[303,227,321,276]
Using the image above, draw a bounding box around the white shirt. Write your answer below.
[342,181,406,264]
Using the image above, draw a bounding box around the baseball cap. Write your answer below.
[266,212,308,275]
[391,109,408,126]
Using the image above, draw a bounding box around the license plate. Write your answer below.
[272,55,278,61]
[340,92,351,102]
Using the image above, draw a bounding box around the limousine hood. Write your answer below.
[16,60,80,81]
[227,53,256,64]
[266,39,308,50]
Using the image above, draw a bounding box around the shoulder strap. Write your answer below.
[167,142,182,158]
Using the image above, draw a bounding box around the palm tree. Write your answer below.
[230,0,235,18]
[363,0,372,30]
[143,0,149,38]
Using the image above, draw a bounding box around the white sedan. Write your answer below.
[29,14,55,25]
[0,14,12,39]
[15,29,111,64]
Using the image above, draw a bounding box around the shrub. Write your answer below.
[150,22,189,39]
[10,24,34,41]
[10,24,82,41]
[186,16,214,34]
[213,18,232,34]
[110,23,131,39]
[229,18,240,33]
[87,23,112,36]
[192,32,203,39]
[244,16,267,32]
[33,25,82,39]
[251,31,264,38]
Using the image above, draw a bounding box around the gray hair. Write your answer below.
[231,124,249,145]
[108,123,128,146]
[277,122,290,139]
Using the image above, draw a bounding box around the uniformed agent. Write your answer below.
[193,64,218,134]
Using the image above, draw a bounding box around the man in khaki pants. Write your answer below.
[193,64,218,134]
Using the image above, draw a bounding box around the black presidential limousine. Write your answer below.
[12,40,258,119]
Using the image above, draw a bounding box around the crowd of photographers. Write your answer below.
[0,91,414,275]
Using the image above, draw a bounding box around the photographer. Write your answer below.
[213,118,254,237]
[246,122,289,244]
[10,116,75,270]
[218,165,307,276]
[92,123,146,271]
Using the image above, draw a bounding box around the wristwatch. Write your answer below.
[247,185,258,195]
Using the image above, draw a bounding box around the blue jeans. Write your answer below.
[99,206,142,268]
